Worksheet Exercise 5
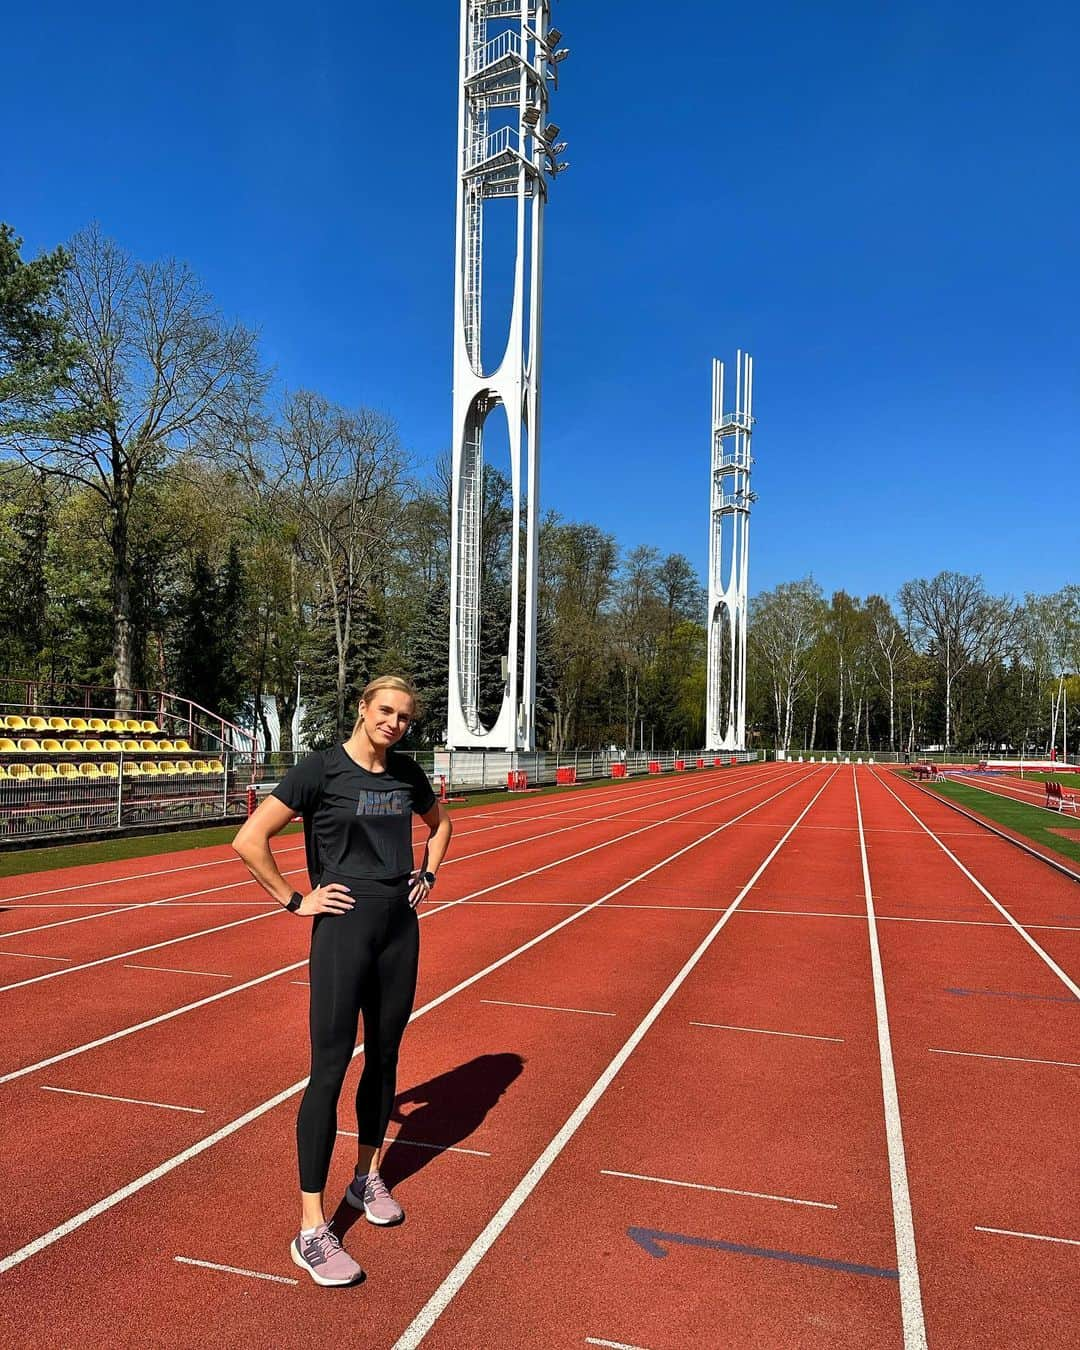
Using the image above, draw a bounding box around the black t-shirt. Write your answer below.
[273,746,437,884]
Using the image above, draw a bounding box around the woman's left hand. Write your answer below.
[408,870,433,909]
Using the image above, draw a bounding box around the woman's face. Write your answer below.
[361,690,414,748]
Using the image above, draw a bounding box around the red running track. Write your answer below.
[0,760,1076,1349]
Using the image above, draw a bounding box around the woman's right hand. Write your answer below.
[297,883,354,916]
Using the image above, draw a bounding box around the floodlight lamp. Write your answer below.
[522,106,541,128]
[550,142,568,155]
[541,123,561,143]
[551,48,570,63]
[546,27,562,45]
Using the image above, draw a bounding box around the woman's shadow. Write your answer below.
[332,1053,524,1233]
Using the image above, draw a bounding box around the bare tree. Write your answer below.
[898,571,1017,749]
[273,390,405,740]
[748,579,824,753]
[867,594,908,751]
[1,225,266,705]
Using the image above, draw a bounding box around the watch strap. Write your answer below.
[285,890,304,912]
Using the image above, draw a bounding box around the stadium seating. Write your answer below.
[87,718,106,732]
[17,739,39,753]
[62,739,82,752]
[27,716,47,732]
[79,763,100,778]
[40,738,62,752]
[0,738,15,753]
[56,763,79,779]
[69,718,88,733]
[7,763,30,780]
[32,763,56,779]
[3,715,26,731]
[99,763,119,778]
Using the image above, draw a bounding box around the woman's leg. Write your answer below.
[354,901,420,1174]
[297,911,374,1226]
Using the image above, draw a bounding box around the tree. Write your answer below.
[0,224,79,439]
[899,572,1017,749]
[274,390,404,742]
[748,579,824,752]
[2,225,267,706]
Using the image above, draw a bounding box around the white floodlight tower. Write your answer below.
[706,353,755,751]
[447,1,568,750]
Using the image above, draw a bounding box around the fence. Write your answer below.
[0,754,247,845]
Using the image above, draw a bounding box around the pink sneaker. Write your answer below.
[346,1169,404,1225]
[290,1223,364,1286]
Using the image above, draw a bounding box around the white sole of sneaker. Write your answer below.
[289,1238,363,1287]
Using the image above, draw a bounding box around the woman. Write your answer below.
[233,674,452,1287]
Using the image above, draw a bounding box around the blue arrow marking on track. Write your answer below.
[627,1228,898,1280]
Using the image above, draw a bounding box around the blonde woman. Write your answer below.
[233,675,452,1286]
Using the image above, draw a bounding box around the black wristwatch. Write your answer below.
[284,890,304,913]
[419,871,436,888]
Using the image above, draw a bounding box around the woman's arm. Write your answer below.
[409,802,453,907]
[232,796,353,917]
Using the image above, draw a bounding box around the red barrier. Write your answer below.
[507,770,528,791]
[648,761,661,774]
[696,757,705,769]
[555,766,577,785]
[610,763,627,778]
[246,785,257,817]
[730,755,737,765]
[714,756,723,767]
[675,759,686,772]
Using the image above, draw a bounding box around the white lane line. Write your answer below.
[600,1168,836,1210]
[0,951,72,962]
[690,1022,844,1043]
[974,1225,1080,1247]
[739,908,1080,933]
[124,964,233,979]
[41,1085,204,1114]
[0,869,295,940]
[290,980,310,986]
[585,1339,652,1350]
[390,770,838,1350]
[0,771,817,1275]
[929,1048,1080,1070]
[873,770,1080,1001]
[338,1130,492,1157]
[480,998,615,1018]
[854,770,927,1350]
[174,1255,298,1284]
[0,878,304,993]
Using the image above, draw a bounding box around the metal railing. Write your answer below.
[0,754,246,845]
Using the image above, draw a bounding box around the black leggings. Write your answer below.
[296,874,420,1193]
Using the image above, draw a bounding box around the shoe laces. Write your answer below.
[310,1225,342,1260]
[364,1171,390,1201]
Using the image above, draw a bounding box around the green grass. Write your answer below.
[924,779,1080,867]
[0,762,754,880]
[1005,769,1080,788]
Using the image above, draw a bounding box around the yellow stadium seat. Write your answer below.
[157,761,177,775]
[83,738,103,752]
[27,716,47,731]
[107,719,125,733]
[40,738,63,752]
[139,739,158,751]
[0,737,15,753]
[63,739,81,752]
[0,764,7,778]
[8,762,30,780]
[123,762,143,777]
[176,761,195,775]
[156,739,174,751]
[68,717,88,733]
[99,762,119,778]
[192,760,210,773]
[17,739,40,753]
[56,762,80,779]
[141,720,160,734]
[48,717,69,732]
[102,738,121,752]
[4,714,26,730]
[32,763,56,779]
[121,739,140,751]
[79,763,100,778]
[173,739,192,752]
[87,717,106,732]
[124,719,141,733]
[207,759,225,773]
[140,761,161,776]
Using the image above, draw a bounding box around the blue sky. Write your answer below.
[5,1,1078,602]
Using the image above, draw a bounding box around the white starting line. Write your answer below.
[600,1168,836,1210]
[975,1225,1080,1247]
[41,1085,204,1114]
[480,998,616,1018]
[174,1255,298,1284]
[690,1021,845,1043]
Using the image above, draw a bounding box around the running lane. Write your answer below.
[858,767,1078,1349]
[382,766,922,1350]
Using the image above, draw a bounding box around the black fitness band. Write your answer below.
[285,890,304,912]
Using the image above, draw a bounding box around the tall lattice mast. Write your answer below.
[447,1,569,750]
[706,353,755,751]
